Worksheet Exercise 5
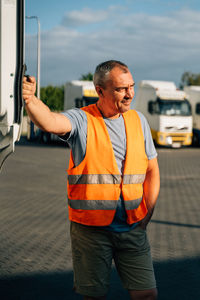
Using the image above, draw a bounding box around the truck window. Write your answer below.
[196,103,200,115]
[148,101,159,114]
[158,99,191,116]
[148,101,154,114]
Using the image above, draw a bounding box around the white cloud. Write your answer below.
[61,7,109,27]
[25,8,200,88]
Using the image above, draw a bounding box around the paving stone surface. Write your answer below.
[0,140,200,300]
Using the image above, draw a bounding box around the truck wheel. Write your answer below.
[192,133,199,147]
[42,132,51,144]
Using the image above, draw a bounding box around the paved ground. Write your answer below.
[0,139,200,300]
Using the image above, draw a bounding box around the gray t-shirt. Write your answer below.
[61,108,157,232]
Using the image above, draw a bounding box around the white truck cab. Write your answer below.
[134,80,193,148]
[184,86,200,146]
[0,0,25,170]
[64,80,99,110]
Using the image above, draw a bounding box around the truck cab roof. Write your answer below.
[68,80,95,89]
[139,80,177,90]
[139,80,186,101]
[184,86,200,92]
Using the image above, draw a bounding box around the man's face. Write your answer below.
[101,67,135,116]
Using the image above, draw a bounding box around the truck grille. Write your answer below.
[167,134,187,142]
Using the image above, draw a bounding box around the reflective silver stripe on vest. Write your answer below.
[68,197,142,210]
[68,199,117,210]
[123,174,146,184]
[68,174,145,185]
[124,197,143,210]
[68,174,121,185]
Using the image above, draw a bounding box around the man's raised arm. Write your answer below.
[22,76,72,136]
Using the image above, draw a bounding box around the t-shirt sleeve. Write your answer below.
[59,108,87,166]
[59,108,86,145]
[137,111,157,160]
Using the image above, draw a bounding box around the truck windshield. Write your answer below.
[158,99,191,116]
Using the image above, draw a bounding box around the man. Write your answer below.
[23,60,160,300]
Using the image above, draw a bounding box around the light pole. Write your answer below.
[25,16,40,99]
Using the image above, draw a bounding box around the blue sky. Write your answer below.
[25,0,200,88]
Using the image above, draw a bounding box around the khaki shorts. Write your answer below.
[70,221,156,298]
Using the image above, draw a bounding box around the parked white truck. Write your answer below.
[134,80,193,148]
[184,86,200,146]
[64,80,99,110]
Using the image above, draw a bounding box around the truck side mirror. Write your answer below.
[196,103,200,115]
[148,101,155,114]
[75,98,83,108]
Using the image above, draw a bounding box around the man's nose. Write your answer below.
[126,87,134,98]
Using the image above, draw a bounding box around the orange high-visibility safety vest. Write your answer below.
[67,104,148,226]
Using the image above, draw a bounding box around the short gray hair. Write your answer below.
[93,60,129,88]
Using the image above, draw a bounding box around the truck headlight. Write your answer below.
[166,136,172,145]
[159,134,165,143]
[159,135,163,141]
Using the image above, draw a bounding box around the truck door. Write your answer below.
[0,0,25,170]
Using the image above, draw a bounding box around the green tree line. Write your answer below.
[40,85,64,111]
[180,72,200,89]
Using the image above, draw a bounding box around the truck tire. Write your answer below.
[192,132,200,147]
[41,132,51,144]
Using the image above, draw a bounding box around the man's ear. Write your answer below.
[96,86,104,97]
